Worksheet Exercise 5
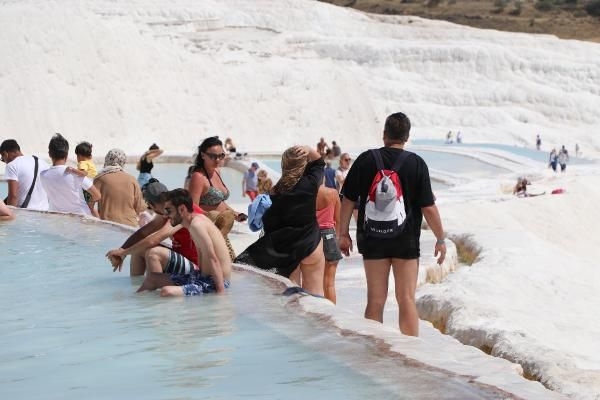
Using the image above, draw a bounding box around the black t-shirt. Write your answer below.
[342,147,434,243]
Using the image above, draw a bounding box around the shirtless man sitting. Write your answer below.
[137,189,232,296]
[106,180,202,276]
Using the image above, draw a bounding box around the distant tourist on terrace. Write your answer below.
[136,143,163,188]
[331,140,341,157]
[316,137,329,157]
[242,162,260,201]
[1,139,49,210]
[257,169,273,194]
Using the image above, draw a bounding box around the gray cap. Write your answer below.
[143,180,168,204]
[251,162,259,169]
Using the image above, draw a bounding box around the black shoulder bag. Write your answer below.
[20,155,39,208]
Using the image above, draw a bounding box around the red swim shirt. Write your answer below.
[171,204,204,266]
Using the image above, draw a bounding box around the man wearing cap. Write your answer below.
[105,180,204,277]
[242,162,259,201]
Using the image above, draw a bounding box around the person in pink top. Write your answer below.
[316,183,342,303]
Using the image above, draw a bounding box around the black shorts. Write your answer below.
[356,231,420,260]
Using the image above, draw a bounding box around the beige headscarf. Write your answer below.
[95,148,126,180]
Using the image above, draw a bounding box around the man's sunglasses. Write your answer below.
[205,152,226,161]
[342,158,352,162]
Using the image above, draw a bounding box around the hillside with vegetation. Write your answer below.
[320,0,600,42]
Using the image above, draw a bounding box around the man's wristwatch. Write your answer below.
[436,238,446,245]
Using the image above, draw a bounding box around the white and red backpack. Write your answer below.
[364,149,411,239]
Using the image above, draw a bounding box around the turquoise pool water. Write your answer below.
[412,139,591,165]
[0,212,511,399]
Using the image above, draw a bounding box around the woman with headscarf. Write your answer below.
[235,145,326,296]
[94,148,145,227]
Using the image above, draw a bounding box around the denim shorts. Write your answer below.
[320,228,342,262]
[138,172,152,188]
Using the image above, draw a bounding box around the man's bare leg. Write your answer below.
[160,286,184,297]
[392,258,419,336]
[129,249,147,277]
[299,240,325,296]
[323,261,338,304]
[136,272,175,293]
[289,266,301,286]
[363,259,392,323]
[144,247,170,273]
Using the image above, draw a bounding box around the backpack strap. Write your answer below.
[20,155,39,208]
[391,150,412,172]
[370,149,385,172]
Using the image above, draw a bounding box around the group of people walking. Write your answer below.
[549,146,570,172]
[1,112,446,337]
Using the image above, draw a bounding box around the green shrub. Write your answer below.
[586,0,600,16]
[535,0,555,11]
[509,0,523,15]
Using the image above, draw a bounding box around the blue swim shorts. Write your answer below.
[169,271,230,296]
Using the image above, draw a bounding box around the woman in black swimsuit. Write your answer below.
[137,143,163,188]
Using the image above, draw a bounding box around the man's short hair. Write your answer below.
[48,133,69,160]
[384,112,411,143]
[165,188,193,212]
[75,141,93,157]
[0,139,20,153]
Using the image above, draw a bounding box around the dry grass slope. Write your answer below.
[320,0,600,42]
[449,233,482,265]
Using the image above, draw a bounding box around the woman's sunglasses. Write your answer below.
[204,152,226,161]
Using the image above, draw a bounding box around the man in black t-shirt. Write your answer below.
[339,112,446,337]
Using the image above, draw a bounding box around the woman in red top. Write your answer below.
[316,183,342,303]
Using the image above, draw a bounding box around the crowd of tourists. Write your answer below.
[0,112,446,337]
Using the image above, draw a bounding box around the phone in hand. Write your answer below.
[237,213,248,222]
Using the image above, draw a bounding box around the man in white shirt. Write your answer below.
[1,139,49,210]
[40,133,101,215]
[335,152,351,193]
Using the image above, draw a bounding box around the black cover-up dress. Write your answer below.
[235,158,325,277]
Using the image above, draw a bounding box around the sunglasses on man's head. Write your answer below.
[205,152,226,161]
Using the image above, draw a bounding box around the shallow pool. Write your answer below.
[412,139,591,165]
[0,212,511,399]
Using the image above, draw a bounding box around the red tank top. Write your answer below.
[171,204,203,265]
[316,203,335,229]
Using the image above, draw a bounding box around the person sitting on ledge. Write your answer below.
[137,189,232,296]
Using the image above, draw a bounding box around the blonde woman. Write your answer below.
[235,146,326,296]
[257,169,273,194]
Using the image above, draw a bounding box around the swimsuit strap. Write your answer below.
[202,166,214,186]
[214,170,229,192]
